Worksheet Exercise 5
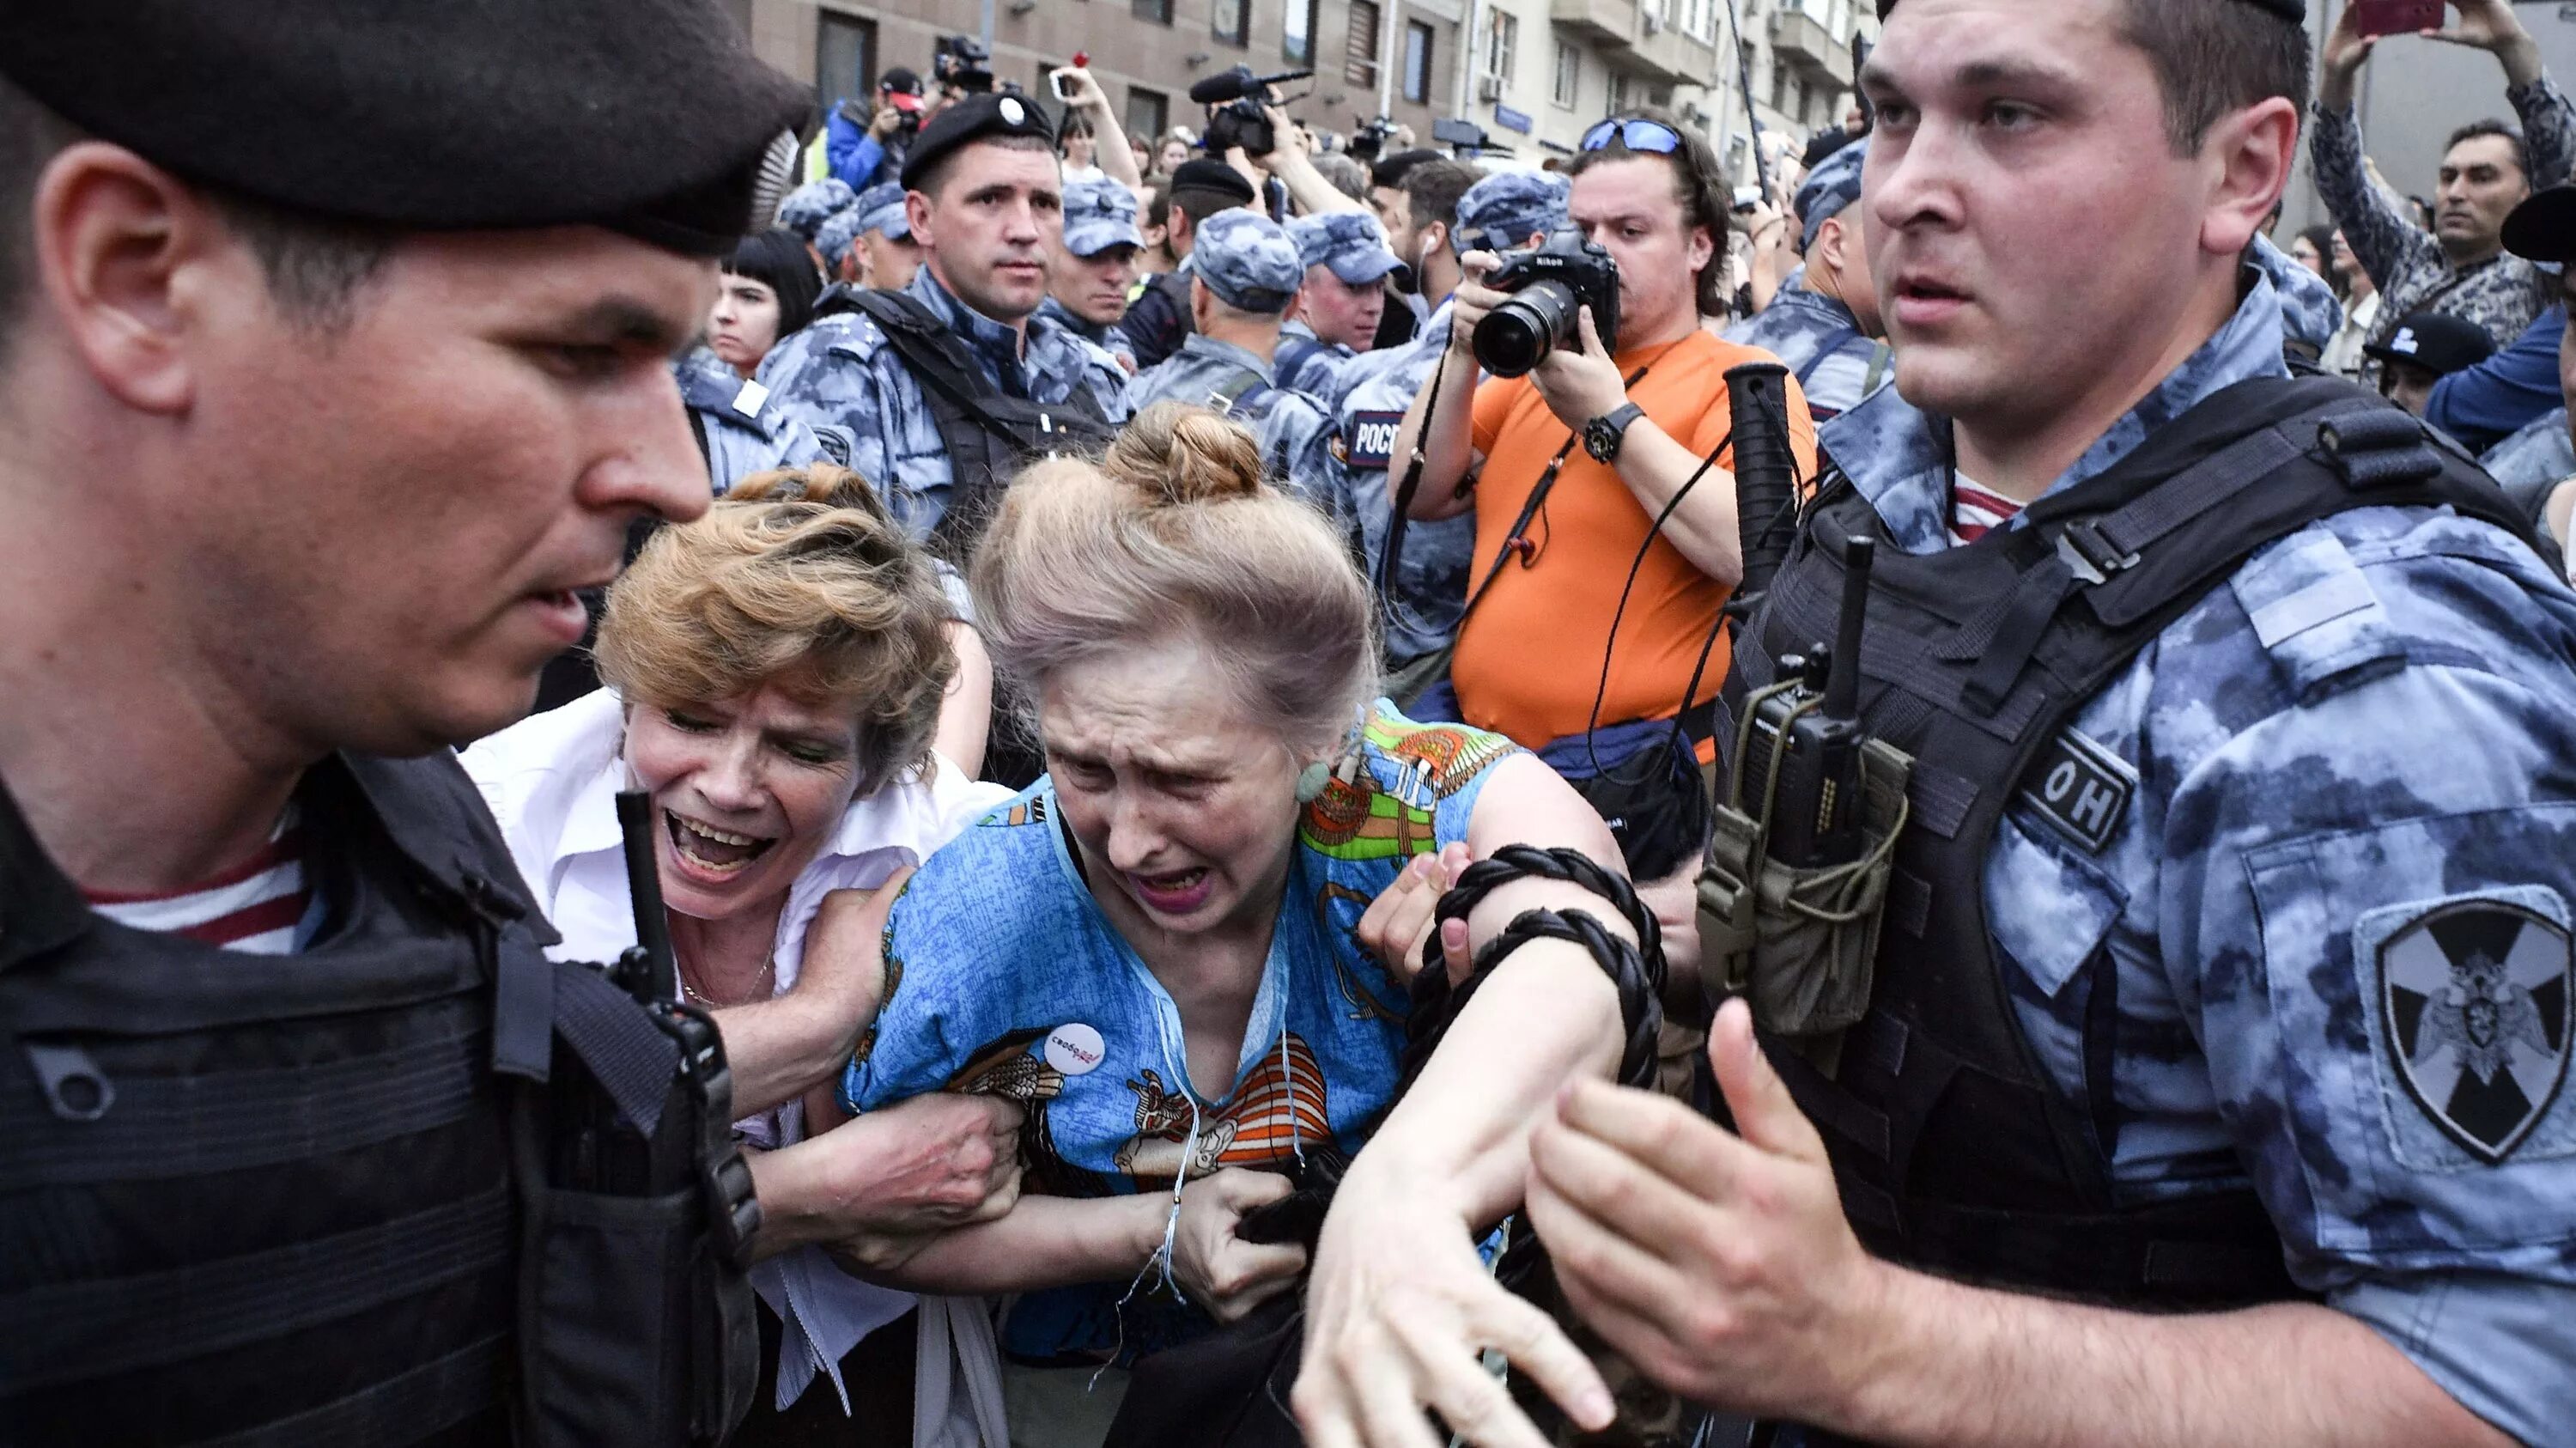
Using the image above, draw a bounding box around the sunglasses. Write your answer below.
[1580,119,1683,155]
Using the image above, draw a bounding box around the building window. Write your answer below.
[1284,0,1319,66]
[1608,70,1631,116]
[1133,0,1173,25]
[1213,0,1249,46]
[815,11,877,113]
[1127,86,1170,143]
[1552,40,1578,109]
[1346,0,1382,88]
[1481,9,1517,84]
[1403,21,1435,104]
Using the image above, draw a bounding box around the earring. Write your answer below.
[1295,759,1332,803]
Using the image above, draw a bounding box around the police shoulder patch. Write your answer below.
[1344,409,1404,472]
[2015,727,2134,854]
[2378,897,2574,1165]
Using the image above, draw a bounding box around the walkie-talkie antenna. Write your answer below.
[615,791,677,1005]
[1824,537,1874,721]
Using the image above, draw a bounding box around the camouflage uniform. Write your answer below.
[1334,172,1571,666]
[1037,177,1143,369]
[674,345,848,495]
[1123,210,1343,516]
[1724,141,1888,423]
[2248,232,2346,368]
[775,177,855,243]
[2312,75,2576,349]
[1809,265,2576,1444]
[1281,211,1406,398]
[759,267,1129,540]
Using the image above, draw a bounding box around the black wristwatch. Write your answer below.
[1583,403,1647,464]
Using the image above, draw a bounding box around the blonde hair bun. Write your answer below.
[1103,402,1265,507]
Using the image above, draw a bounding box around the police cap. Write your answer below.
[1290,212,1404,283]
[778,179,859,242]
[853,182,913,241]
[1193,210,1304,313]
[1453,171,1571,253]
[1795,138,1868,252]
[900,91,1059,192]
[1063,177,1146,258]
[1170,159,1261,207]
[0,0,811,256]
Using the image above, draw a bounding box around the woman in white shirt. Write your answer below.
[464,465,1017,1445]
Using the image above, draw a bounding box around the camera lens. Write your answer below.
[1473,279,1579,378]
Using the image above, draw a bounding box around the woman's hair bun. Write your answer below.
[1103,401,1266,507]
[726,464,898,526]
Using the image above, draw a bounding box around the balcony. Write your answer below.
[1770,7,1852,87]
[1552,0,1636,46]
[1626,12,1717,86]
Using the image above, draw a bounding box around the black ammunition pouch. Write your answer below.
[1720,375,2553,1327]
[0,751,760,1447]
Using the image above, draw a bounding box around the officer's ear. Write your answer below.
[903,188,936,249]
[2196,94,2300,262]
[1188,276,1214,330]
[31,142,244,417]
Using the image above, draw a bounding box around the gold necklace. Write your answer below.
[677,952,776,1009]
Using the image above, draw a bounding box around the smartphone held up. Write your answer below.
[2353,0,2445,40]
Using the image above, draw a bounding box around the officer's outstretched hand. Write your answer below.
[1525,998,1887,1419]
[1532,306,1628,435]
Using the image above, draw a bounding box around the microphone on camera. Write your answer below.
[1188,66,1315,104]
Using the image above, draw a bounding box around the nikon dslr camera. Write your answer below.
[1472,230,1621,378]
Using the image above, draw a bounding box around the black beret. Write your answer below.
[0,0,811,256]
[2504,186,2576,265]
[1170,158,1260,206]
[900,91,1060,191]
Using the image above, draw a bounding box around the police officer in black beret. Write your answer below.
[0,4,823,1445]
[1116,157,1262,369]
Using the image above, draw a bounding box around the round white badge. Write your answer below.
[999,96,1026,126]
[1044,1023,1106,1076]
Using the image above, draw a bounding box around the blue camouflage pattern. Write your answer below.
[2482,406,2575,500]
[1820,265,2576,1444]
[815,206,866,271]
[1334,296,1479,665]
[1192,210,1305,313]
[1061,176,1145,259]
[2249,234,2345,362]
[1036,295,1139,369]
[1452,170,1570,253]
[1793,137,1866,252]
[760,268,1130,540]
[853,181,912,241]
[1720,267,1886,421]
[1290,210,1405,284]
[672,346,848,495]
[1122,333,1343,518]
[776,178,856,241]
[1275,318,1356,399]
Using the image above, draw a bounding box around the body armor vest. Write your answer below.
[1723,377,2554,1320]
[0,752,758,1446]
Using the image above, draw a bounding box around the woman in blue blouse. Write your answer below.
[823,403,1634,1439]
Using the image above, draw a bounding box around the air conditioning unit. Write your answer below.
[1476,73,1504,101]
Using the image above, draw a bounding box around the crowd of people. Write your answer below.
[8,2,2576,1447]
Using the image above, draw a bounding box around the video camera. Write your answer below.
[1472,229,1622,378]
[1190,64,1312,156]
[1348,114,1399,163]
[933,33,994,94]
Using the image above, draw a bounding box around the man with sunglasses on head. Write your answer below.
[1382,113,1815,761]
[1298,1,2576,1445]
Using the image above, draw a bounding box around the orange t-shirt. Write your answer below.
[1450,330,1818,752]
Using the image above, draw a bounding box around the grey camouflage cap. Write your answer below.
[1193,209,1303,313]
[1795,137,1866,251]
[853,181,911,241]
[1289,210,1403,283]
[816,205,866,269]
[1062,176,1145,258]
[1452,171,1570,253]
[777,178,856,241]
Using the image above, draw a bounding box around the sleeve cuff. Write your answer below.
[2333,1269,2576,1445]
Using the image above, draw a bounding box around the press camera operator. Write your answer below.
[0,3,819,1444]
[1298,0,2576,1444]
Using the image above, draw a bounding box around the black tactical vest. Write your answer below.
[1723,377,2555,1317]
[0,751,758,1446]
